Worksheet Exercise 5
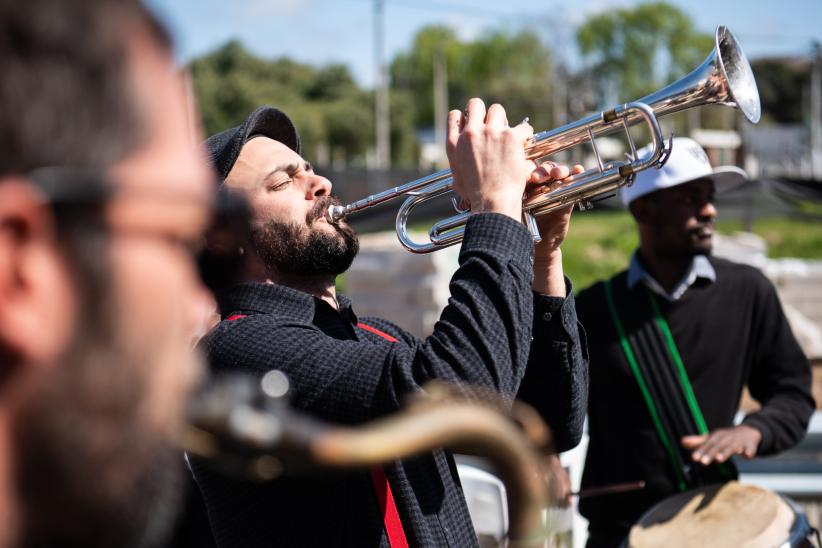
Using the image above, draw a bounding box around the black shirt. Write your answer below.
[576,256,814,541]
[192,213,588,547]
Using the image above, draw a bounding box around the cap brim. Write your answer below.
[706,166,747,194]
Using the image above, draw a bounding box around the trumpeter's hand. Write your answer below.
[446,98,534,222]
[527,161,584,296]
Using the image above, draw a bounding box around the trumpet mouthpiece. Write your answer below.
[327,204,345,223]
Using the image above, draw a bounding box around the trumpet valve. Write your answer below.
[522,211,542,243]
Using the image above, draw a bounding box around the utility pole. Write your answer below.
[551,63,568,162]
[811,41,822,179]
[433,48,448,167]
[374,0,391,169]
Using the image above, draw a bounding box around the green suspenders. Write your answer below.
[644,289,710,435]
[604,279,689,491]
[604,278,734,490]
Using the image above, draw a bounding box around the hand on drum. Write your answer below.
[681,424,762,465]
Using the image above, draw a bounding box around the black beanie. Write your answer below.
[204,106,301,183]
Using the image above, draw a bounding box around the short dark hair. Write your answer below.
[0,0,173,174]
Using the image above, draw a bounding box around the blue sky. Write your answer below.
[147,0,822,87]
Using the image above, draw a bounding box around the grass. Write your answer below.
[562,211,639,291]
[563,211,822,290]
[354,211,822,294]
[715,216,822,260]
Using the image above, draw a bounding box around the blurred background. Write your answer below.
[150,0,822,284]
[149,1,822,544]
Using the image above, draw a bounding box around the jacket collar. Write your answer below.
[627,252,716,302]
[216,282,357,324]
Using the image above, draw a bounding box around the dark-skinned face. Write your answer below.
[635,179,717,259]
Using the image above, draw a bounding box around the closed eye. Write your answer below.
[267,178,291,192]
[263,161,311,192]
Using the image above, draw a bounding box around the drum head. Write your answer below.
[628,481,796,548]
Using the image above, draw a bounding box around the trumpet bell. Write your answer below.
[639,25,760,124]
[715,25,760,123]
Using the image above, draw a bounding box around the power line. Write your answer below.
[343,0,514,18]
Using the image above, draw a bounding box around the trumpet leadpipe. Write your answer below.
[327,168,451,223]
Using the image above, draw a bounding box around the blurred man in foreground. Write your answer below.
[0,0,213,546]
[189,103,588,547]
[574,137,814,547]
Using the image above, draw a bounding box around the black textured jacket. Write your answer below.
[191,214,588,547]
[577,257,814,541]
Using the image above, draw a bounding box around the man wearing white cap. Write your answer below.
[573,137,814,547]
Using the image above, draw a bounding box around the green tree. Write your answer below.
[389,89,420,166]
[190,41,374,164]
[464,31,555,129]
[191,28,559,168]
[751,59,810,125]
[575,2,712,105]
[390,26,556,141]
[390,26,463,129]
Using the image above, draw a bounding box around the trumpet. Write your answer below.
[327,25,760,254]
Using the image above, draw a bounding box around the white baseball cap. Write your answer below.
[620,136,748,206]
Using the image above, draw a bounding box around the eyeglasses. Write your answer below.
[27,167,251,293]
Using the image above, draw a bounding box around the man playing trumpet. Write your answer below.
[189,99,588,547]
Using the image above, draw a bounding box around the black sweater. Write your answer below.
[576,256,814,537]
[191,214,588,548]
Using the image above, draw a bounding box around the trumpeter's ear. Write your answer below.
[0,179,77,388]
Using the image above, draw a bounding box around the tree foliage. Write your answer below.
[188,6,799,169]
[190,28,557,167]
[575,2,713,105]
[190,41,374,164]
[751,59,810,125]
[390,26,555,135]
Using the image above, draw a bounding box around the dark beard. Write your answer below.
[251,196,359,277]
[12,230,184,548]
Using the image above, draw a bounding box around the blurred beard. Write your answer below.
[251,196,359,277]
[12,245,186,548]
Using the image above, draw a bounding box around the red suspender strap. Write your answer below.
[369,467,409,548]
[226,314,248,321]
[229,314,408,545]
[357,322,399,342]
[358,323,408,548]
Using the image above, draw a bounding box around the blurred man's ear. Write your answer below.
[629,196,655,226]
[0,180,76,376]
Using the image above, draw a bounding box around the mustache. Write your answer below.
[307,195,342,225]
[305,195,342,226]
